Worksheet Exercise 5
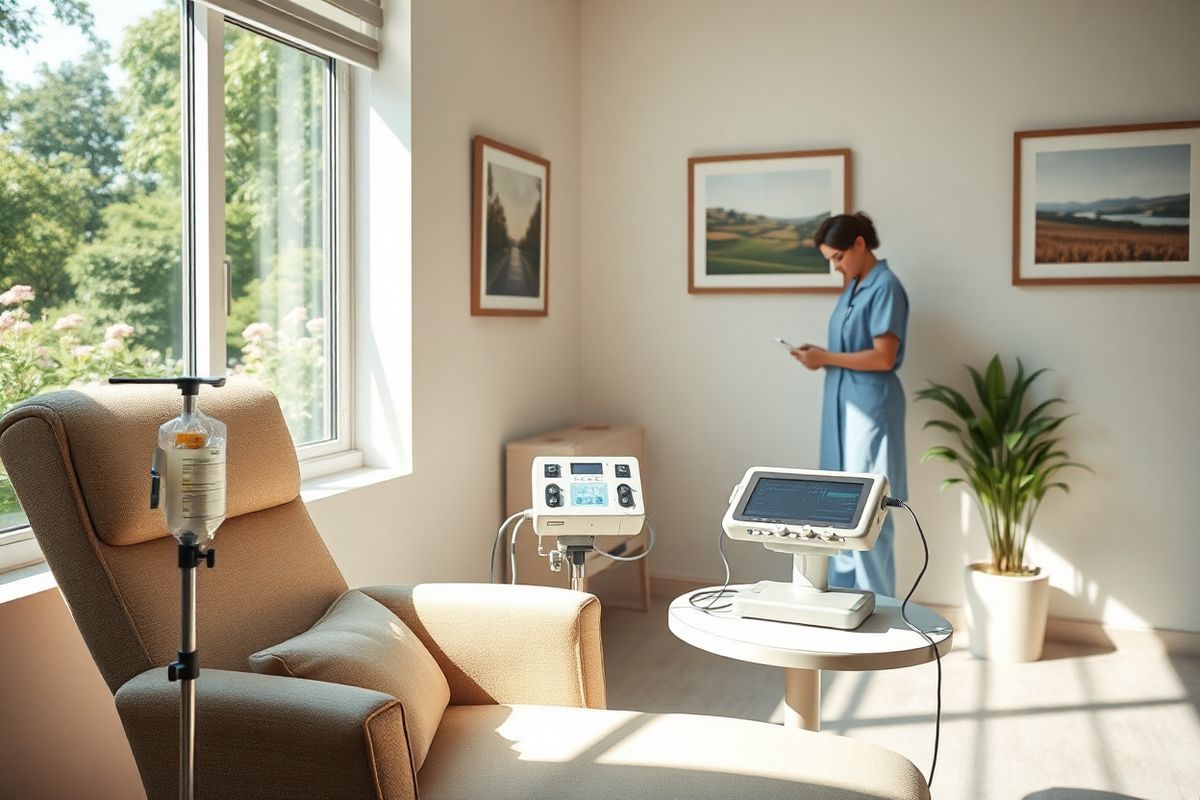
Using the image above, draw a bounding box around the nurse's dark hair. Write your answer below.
[813,212,880,250]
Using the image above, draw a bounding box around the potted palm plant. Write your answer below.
[917,355,1086,662]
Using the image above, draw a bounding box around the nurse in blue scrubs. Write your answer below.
[793,213,908,597]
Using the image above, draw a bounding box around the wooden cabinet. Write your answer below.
[504,424,650,609]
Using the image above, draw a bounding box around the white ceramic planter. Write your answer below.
[963,563,1050,662]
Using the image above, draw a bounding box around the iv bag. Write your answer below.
[157,408,227,545]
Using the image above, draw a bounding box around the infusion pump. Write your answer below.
[531,456,645,537]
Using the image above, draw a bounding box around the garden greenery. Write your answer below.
[1,2,330,529]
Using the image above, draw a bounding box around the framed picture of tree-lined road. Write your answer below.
[687,149,851,294]
[1014,120,1200,285]
[471,136,550,315]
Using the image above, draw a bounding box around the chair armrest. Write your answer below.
[361,583,606,709]
[115,668,416,800]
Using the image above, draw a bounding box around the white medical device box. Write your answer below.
[722,467,889,556]
[531,456,645,538]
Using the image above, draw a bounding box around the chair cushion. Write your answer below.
[418,704,929,800]
[248,589,450,769]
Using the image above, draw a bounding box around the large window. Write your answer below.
[0,0,351,558]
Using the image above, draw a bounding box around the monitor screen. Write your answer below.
[570,462,604,475]
[740,477,866,527]
[571,484,609,507]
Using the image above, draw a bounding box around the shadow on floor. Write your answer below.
[1037,637,1117,661]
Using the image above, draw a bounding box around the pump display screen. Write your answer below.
[739,477,867,526]
[571,484,609,506]
[571,462,604,475]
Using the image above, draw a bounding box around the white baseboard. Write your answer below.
[648,575,1200,658]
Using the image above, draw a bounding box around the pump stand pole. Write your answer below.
[568,547,588,592]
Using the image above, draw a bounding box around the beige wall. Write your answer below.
[0,585,143,798]
[578,0,1200,632]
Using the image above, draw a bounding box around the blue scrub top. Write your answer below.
[818,259,909,596]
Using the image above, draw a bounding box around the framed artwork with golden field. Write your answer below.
[1013,120,1199,286]
[472,135,550,315]
[688,149,851,294]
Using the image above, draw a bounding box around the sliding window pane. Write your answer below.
[224,22,331,446]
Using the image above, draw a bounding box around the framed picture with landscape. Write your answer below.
[472,135,550,315]
[1014,120,1199,285]
[688,149,851,294]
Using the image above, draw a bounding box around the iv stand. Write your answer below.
[169,537,214,800]
[111,376,224,800]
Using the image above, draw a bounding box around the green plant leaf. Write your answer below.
[985,355,1007,408]
[966,364,990,409]
[1020,397,1065,431]
[972,412,1001,447]
[918,381,976,421]
[923,419,962,435]
[1010,363,1049,419]
[921,446,960,463]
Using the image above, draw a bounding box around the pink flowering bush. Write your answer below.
[0,285,328,518]
[0,285,175,413]
[0,285,177,519]
[230,305,328,444]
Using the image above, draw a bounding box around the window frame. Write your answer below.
[0,2,358,570]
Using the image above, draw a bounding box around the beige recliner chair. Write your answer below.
[0,381,930,800]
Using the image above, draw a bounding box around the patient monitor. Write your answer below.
[723,467,890,630]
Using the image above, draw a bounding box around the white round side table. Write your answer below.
[668,586,953,732]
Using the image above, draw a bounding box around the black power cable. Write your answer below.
[687,525,737,611]
[884,496,943,789]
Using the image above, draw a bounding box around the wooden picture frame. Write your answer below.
[471,135,551,315]
[688,148,851,294]
[1013,120,1200,286]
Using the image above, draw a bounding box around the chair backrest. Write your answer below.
[0,379,348,693]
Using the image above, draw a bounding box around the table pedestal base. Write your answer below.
[783,667,820,731]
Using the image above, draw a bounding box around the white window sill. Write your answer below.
[0,561,54,605]
[299,448,365,481]
[0,463,404,604]
[300,464,403,503]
